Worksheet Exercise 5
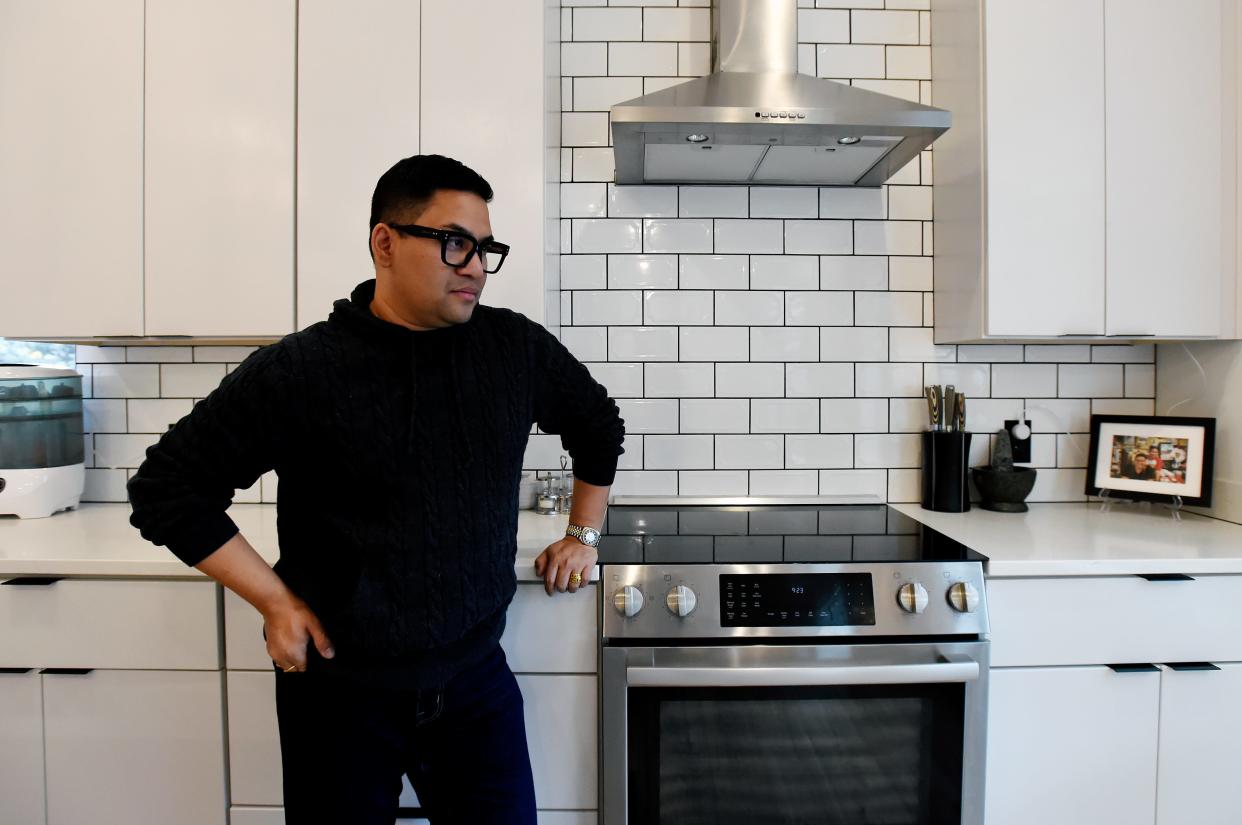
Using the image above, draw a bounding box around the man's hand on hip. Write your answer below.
[534,537,597,596]
[263,593,335,673]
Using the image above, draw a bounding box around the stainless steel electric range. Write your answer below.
[597,497,990,825]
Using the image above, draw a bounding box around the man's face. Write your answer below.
[371,189,492,329]
[1134,453,1148,471]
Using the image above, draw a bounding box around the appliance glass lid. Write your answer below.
[598,503,986,565]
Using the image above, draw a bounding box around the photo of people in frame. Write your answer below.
[1109,435,1188,485]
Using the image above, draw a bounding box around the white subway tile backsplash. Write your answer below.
[570,148,617,181]
[885,45,931,80]
[678,42,711,76]
[573,77,643,111]
[1028,400,1091,434]
[562,255,608,289]
[616,398,679,433]
[855,220,922,255]
[1092,344,1155,363]
[851,9,920,44]
[1125,364,1155,398]
[819,469,887,500]
[820,187,885,219]
[127,398,191,433]
[889,327,954,363]
[562,112,610,147]
[609,326,679,360]
[751,399,819,433]
[610,254,678,289]
[716,363,784,397]
[126,346,191,363]
[562,42,607,76]
[958,344,1023,363]
[573,7,642,40]
[753,255,818,290]
[751,328,819,361]
[573,219,642,253]
[821,327,887,361]
[963,398,1022,434]
[1027,469,1088,503]
[644,290,713,325]
[1057,434,1092,468]
[717,291,784,326]
[680,327,749,361]
[646,363,714,397]
[785,292,853,326]
[160,364,225,398]
[798,8,849,42]
[992,364,1057,399]
[678,470,749,496]
[92,364,159,399]
[644,435,713,469]
[681,399,749,433]
[679,186,749,218]
[886,469,921,503]
[607,184,677,218]
[799,43,816,75]
[855,291,922,326]
[786,434,853,469]
[886,185,932,220]
[1025,345,1090,363]
[816,44,885,78]
[611,471,678,497]
[889,398,929,432]
[855,433,920,468]
[785,220,853,254]
[76,345,126,363]
[750,187,818,218]
[642,7,710,40]
[609,42,677,76]
[714,220,784,254]
[750,470,819,496]
[561,183,607,217]
[1092,398,1154,416]
[716,434,783,469]
[681,255,749,289]
[94,433,161,469]
[561,327,608,361]
[83,399,126,434]
[1060,364,1124,398]
[643,219,713,253]
[585,362,645,397]
[856,363,922,397]
[923,363,990,399]
[83,468,128,502]
[821,399,888,433]
[786,363,854,397]
[820,255,887,290]
[575,290,642,325]
[887,256,932,291]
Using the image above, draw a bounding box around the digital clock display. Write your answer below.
[720,573,875,627]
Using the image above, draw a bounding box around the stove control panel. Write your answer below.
[721,573,875,627]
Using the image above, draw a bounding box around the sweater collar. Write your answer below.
[328,279,475,342]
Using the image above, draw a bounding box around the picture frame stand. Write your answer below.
[1097,489,1184,521]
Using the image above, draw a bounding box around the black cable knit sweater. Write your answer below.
[128,279,625,687]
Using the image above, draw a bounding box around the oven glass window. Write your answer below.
[628,684,964,825]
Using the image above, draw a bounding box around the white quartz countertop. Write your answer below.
[0,504,572,582]
[891,502,1242,577]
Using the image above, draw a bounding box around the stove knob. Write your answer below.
[665,585,698,618]
[947,581,980,613]
[897,582,929,614]
[613,585,645,618]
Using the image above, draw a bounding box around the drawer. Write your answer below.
[0,577,219,670]
[226,584,600,673]
[988,575,1242,667]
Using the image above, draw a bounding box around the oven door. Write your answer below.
[601,640,988,825]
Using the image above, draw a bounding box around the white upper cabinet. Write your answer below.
[932,0,1238,343]
[296,0,421,329]
[421,0,559,327]
[0,0,144,338]
[144,0,295,337]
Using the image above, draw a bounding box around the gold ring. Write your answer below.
[283,665,297,673]
[568,572,582,586]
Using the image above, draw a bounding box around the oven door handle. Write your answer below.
[627,657,980,688]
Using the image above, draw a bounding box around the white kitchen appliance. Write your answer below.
[0,366,86,517]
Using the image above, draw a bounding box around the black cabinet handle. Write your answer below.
[1,576,64,586]
[1137,573,1194,581]
[39,668,94,675]
[0,667,34,674]
[1108,663,1160,673]
[1166,662,1221,672]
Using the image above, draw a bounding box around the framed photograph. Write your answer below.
[1085,415,1215,506]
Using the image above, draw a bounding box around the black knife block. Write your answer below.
[921,431,972,513]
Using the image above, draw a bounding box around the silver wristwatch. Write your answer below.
[566,523,601,547]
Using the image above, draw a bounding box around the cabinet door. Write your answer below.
[0,0,144,337]
[518,674,597,810]
[296,0,420,329]
[421,0,554,326]
[1156,662,1242,825]
[43,670,227,825]
[0,670,45,825]
[1105,0,1229,337]
[502,583,597,673]
[145,0,295,336]
[984,0,1106,337]
[985,666,1159,825]
[227,671,282,806]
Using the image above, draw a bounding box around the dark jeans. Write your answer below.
[274,645,537,825]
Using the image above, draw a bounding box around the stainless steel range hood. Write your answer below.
[610,0,950,186]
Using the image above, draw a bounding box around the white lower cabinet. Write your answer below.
[1155,663,1242,825]
[0,670,46,825]
[985,665,1160,825]
[43,669,227,825]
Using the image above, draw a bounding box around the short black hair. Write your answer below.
[369,154,493,246]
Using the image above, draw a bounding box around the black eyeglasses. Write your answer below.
[385,223,510,274]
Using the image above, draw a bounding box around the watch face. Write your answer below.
[584,528,600,545]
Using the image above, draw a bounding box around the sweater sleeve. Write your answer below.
[530,323,625,487]
[127,344,290,567]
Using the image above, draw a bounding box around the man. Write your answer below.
[128,154,625,824]
[1127,450,1156,480]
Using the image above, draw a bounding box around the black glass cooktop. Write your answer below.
[597,504,986,565]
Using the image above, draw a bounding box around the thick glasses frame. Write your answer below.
[385,223,510,274]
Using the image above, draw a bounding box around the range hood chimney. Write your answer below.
[610,0,950,186]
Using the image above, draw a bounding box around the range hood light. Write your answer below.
[686,134,710,143]
[838,136,861,145]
